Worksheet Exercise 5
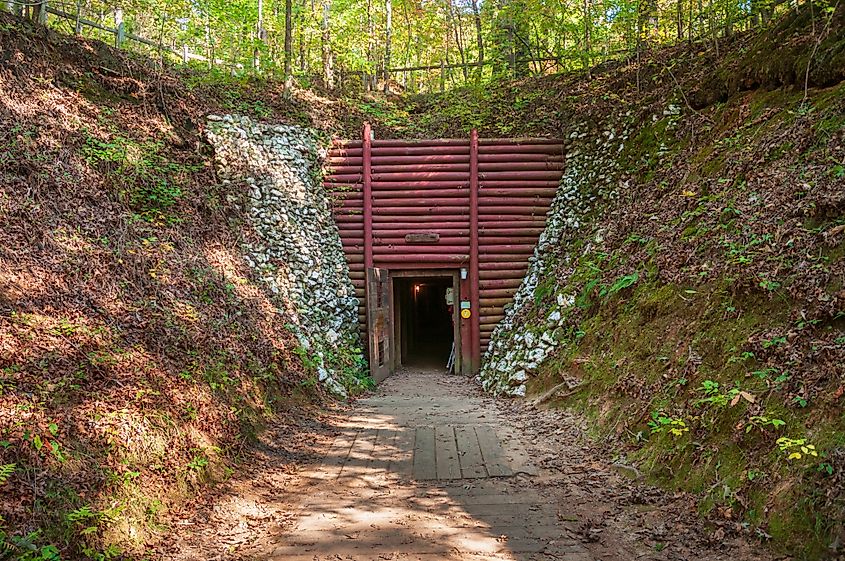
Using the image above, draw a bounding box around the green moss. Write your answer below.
[529,270,845,554]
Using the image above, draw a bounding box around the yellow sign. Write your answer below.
[460,308,472,319]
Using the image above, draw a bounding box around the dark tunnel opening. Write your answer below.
[395,276,455,369]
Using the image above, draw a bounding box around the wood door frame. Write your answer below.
[388,269,462,376]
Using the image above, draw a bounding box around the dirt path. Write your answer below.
[167,368,773,561]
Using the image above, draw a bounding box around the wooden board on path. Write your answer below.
[475,424,514,477]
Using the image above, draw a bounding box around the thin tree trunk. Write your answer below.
[583,0,592,78]
[470,0,484,80]
[384,0,392,91]
[284,0,293,86]
[322,0,334,88]
[454,7,468,80]
[677,0,684,40]
[298,0,307,72]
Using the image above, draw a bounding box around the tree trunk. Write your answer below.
[454,5,468,80]
[384,0,392,92]
[298,0,307,72]
[284,0,293,85]
[253,0,263,71]
[583,0,592,78]
[677,0,684,41]
[322,0,334,88]
[470,0,484,80]
[366,0,374,90]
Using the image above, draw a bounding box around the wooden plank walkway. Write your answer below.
[319,424,515,481]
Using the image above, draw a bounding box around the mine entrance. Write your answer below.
[325,124,566,379]
[392,271,460,373]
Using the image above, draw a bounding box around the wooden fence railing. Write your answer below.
[3,0,243,71]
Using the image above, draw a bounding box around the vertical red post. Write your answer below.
[469,129,481,373]
[363,122,374,269]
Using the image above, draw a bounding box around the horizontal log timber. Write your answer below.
[479,236,540,244]
[373,245,471,255]
[479,261,530,270]
[479,248,535,256]
[479,270,528,280]
[372,228,470,237]
[370,145,470,156]
[348,272,365,280]
[478,197,555,207]
[479,289,519,298]
[480,305,508,315]
[372,163,470,174]
[327,173,368,183]
[480,227,546,237]
[371,154,471,165]
[479,170,564,181]
[328,192,363,201]
[325,165,363,174]
[477,188,558,198]
[479,253,537,263]
[372,171,471,182]
[479,278,524,289]
[481,297,513,307]
[375,197,470,207]
[372,180,469,190]
[372,138,469,147]
[372,214,469,223]
[374,254,470,264]
[372,189,469,199]
[373,206,473,215]
[478,153,564,163]
[477,162,564,171]
[375,236,467,246]
[477,205,551,215]
[478,144,564,155]
[326,156,363,165]
[480,317,505,326]
[478,180,561,190]
[328,148,363,157]
[479,138,565,146]
[333,214,364,222]
[326,183,363,191]
[337,199,368,208]
[478,217,548,226]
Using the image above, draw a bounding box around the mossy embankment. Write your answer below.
[386,5,844,558]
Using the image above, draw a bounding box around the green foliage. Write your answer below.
[647,412,689,437]
[81,130,197,224]
[776,437,818,461]
[0,531,61,561]
[0,464,14,486]
[601,272,639,297]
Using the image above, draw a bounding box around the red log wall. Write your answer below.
[325,125,565,373]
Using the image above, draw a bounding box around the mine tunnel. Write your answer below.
[394,276,455,368]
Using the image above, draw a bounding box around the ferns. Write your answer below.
[0,464,14,486]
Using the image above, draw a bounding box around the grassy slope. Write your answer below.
[0,13,381,560]
[363,7,845,558]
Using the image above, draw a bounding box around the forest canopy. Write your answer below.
[9,0,837,91]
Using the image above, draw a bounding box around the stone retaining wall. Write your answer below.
[206,115,362,396]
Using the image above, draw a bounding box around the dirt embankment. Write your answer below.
[0,12,376,559]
